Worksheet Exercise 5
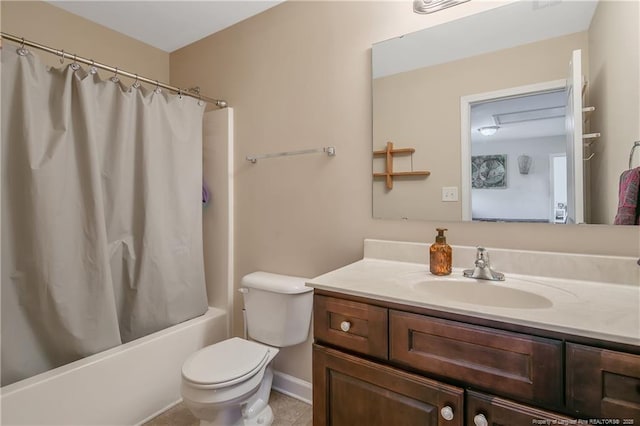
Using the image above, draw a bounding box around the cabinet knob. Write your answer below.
[440,406,454,421]
[340,321,351,332]
[474,413,488,426]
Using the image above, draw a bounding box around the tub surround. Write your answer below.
[307,239,640,347]
[0,308,227,426]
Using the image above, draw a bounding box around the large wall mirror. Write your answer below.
[372,0,639,225]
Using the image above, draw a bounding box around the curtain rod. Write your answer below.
[1,32,228,109]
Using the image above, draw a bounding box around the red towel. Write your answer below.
[613,167,640,225]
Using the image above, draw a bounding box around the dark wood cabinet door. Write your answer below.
[389,310,563,409]
[466,390,575,425]
[313,344,464,426]
[566,343,640,421]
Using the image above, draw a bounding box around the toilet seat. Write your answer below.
[182,338,271,389]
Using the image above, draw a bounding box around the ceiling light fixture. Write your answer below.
[478,126,500,136]
[413,0,470,14]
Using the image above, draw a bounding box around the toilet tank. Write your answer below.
[241,272,313,347]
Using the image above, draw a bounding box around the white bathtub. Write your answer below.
[1,307,228,426]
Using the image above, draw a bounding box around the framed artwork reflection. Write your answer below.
[472,154,507,189]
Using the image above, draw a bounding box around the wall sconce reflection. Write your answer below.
[518,154,533,174]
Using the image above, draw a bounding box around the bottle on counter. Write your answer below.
[430,228,452,276]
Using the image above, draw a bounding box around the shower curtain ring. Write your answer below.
[70,54,80,71]
[59,49,65,64]
[89,59,98,75]
[198,94,203,106]
[132,74,141,90]
[17,37,29,56]
[110,67,120,83]
[154,80,162,94]
[178,89,183,99]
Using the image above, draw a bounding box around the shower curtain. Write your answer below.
[1,44,208,386]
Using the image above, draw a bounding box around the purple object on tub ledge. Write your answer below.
[202,180,211,206]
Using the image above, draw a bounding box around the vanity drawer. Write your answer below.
[566,343,640,420]
[314,295,388,359]
[389,310,563,408]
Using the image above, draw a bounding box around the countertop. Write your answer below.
[306,258,640,347]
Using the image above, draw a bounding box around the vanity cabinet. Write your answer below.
[312,291,640,425]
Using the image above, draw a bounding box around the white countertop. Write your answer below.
[307,257,640,347]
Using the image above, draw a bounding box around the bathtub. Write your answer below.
[1,307,228,426]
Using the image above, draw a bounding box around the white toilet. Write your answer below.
[181,272,313,426]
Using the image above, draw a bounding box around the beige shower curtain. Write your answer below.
[1,44,208,386]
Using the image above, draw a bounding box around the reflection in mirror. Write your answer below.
[372,0,639,225]
[467,89,567,223]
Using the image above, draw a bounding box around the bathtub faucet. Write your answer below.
[463,247,505,281]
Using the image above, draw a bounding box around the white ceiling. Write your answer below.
[45,1,285,52]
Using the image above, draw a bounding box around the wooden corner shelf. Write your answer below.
[373,141,430,189]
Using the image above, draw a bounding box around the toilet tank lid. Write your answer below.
[241,271,312,294]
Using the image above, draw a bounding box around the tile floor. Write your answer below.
[143,391,312,426]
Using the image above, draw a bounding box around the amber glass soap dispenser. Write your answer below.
[430,228,452,276]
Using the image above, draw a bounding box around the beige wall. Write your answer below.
[588,0,640,224]
[1,1,169,85]
[373,32,588,220]
[171,1,639,384]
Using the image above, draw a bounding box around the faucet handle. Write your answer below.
[475,247,489,263]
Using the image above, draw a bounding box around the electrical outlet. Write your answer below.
[442,187,458,202]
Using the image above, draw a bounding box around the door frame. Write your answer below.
[549,152,567,223]
[460,79,566,221]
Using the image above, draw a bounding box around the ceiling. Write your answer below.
[45,1,285,52]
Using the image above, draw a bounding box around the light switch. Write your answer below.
[442,187,458,202]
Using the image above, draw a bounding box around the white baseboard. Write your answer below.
[272,370,312,405]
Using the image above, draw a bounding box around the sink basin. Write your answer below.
[413,281,553,309]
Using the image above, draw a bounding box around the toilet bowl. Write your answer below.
[181,337,279,426]
[180,272,313,426]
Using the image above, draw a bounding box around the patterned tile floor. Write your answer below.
[143,391,312,426]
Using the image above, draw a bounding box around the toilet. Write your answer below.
[180,272,313,426]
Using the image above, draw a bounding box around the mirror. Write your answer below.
[372,0,639,224]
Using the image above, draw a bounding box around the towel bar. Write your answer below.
[246,146,335,164]
[629,141,640,169]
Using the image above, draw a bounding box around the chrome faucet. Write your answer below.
[463,247,505,281]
